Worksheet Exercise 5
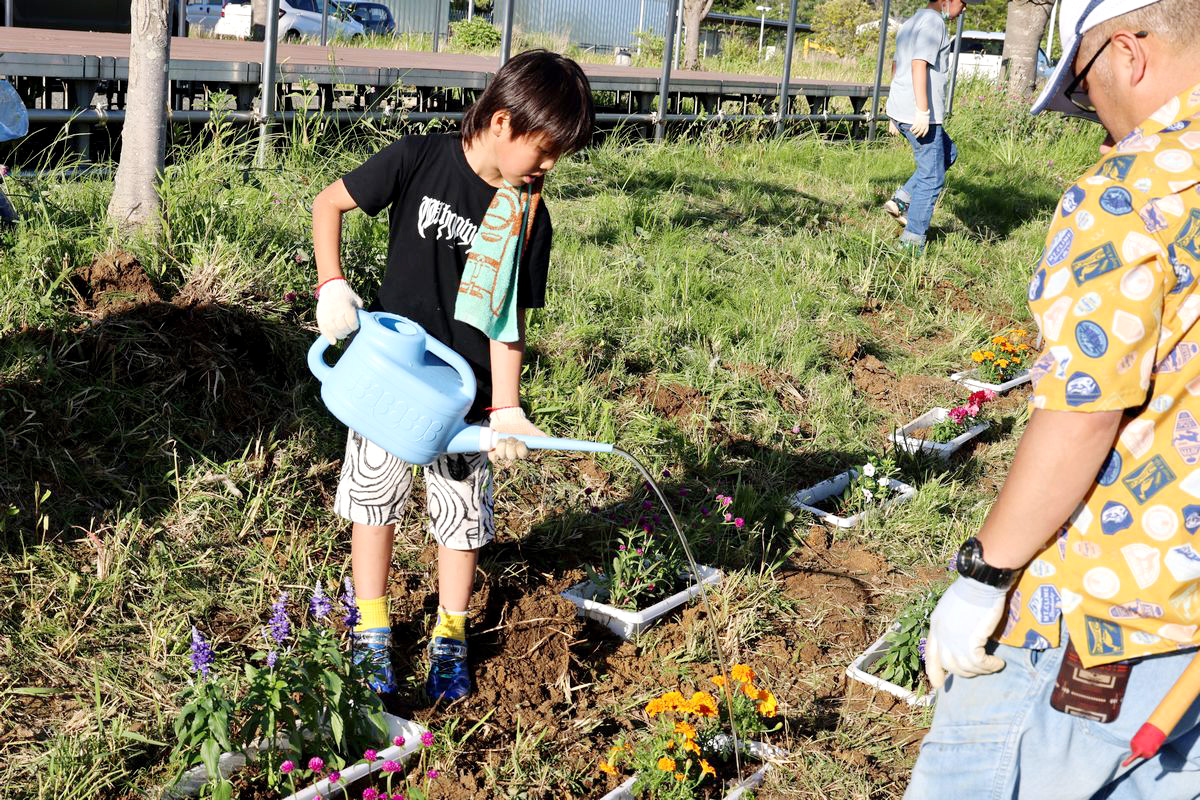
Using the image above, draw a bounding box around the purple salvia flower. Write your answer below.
[310,581,332,619]
[342,577,360,628]
[266,650,278,668]
[190,627,214,679]
[268,592,290,645]
[918,637,927,660]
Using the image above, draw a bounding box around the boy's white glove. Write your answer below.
[923,575,1008,690]
[316,277,363,344]
[488,407,546,463]
[910,108,931,139]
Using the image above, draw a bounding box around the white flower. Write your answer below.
[862,488,874,500]
[862,463,876,477]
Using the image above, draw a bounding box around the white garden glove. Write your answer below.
[924,576,1008,690]
[910,108,931,139]
[315,277,363,344]
[888,119,900,137]
[488,407,546,463]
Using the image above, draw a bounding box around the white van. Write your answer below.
[957,30,1054,83]
[213,0,365,41]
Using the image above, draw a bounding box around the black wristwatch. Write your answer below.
[955,537,1017,588]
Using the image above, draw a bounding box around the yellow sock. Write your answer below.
[430,606,468,642]
[355,595,389,632]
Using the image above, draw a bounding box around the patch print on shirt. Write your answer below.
[1073,242,1123,285]
[1095,155,1136,181]
[1085,615,1125,657]
[1175,410,1200,464]
[1123,455,1177,504]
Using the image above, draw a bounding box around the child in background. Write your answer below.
[310,50,594,702]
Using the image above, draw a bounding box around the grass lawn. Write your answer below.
[0,83,1103,799]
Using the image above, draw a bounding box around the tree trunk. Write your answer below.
[681,0,714,71]
[1002,0,1052,98]
[107,0,171,232]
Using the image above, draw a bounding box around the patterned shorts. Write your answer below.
[333,430,494,550]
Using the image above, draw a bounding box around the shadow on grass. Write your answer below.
[0,297,326,549]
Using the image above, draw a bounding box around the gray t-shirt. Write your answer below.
[886,9,951,125]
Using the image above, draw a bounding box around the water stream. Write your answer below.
[611,447,744,779]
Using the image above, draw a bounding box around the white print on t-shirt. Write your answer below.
[417,195,478,247]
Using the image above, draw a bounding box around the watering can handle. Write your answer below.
[307,334,334,383]
[422,329,477,402]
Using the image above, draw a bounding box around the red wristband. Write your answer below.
[314,276,345,298]
[486,405,519,413]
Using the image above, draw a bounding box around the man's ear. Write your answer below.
[1111,30,1149,88]
[489,110,511,138]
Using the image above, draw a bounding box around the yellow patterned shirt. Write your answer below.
[1000,82,1200,668]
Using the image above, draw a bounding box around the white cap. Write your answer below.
[1031,0,1162,118]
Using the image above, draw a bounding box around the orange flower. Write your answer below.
[646,690,687,716]
[688,690,719,717]
[599,760,618,776]
[683,738,701,754]
[657,757,676,772]
[674,721,697,739]
[710,675,726,688]
[700,759,716,778]
[756,690,778,717]
[971,351,985,363]
[665,739,676,750]
[731,664,755,684]
[674,772,685,781]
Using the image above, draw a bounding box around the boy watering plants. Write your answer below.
[882,0,981,252]
[309,50,594,703]
[909,0,1200,796]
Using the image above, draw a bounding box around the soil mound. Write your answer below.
[71,250,162,316]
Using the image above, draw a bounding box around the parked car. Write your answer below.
[214,0,365,41]
[185,1,223,33]
[335,1,395,35]
[957,30,1054,83]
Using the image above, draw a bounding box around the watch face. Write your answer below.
[957,537,983,574]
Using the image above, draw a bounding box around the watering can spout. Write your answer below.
[446,424,615,456]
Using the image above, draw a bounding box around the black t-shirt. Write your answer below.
[341,133,552,420]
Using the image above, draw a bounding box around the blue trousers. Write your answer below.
[905,632,1200,799]
[894,120,957,245]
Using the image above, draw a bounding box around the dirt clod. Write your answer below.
[71,250,161,316]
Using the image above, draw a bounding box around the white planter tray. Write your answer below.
[891,407,989,460]
[846,622,934,707]
[790,469,917,528]
[164,712,427,800]
[562,565,723,641]
[598,740,784,800]
[950,367,1030,394]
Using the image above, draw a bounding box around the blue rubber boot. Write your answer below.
[426,637,471,702]
[352,627,397,695]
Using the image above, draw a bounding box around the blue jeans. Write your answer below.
[894,120,957,246]
[905,633,1200,799]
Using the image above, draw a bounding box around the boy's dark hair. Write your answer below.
[461,50,594,156]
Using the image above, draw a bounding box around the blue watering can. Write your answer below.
[308,310,613,465]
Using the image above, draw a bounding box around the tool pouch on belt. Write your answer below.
[1050,640,1134,723]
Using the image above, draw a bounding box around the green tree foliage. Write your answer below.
[811,0,876,54]
[450,17,501,51]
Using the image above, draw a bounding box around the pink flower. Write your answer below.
[328,771,340,783]
[948,407,968,425]
[791,424,801,434]
[427,769,439,779]
[734,517,745,529]
[382,760,401,773]
[421,731,435,747]
[0,165,8,178]
[393,735,406,747]
[364,749,378,762]
[723,512,732,522]
[363,790,379,800]
[983,389,998,401]
[965,403,981,417]
[308,757,324,772]
[280,760,295,774]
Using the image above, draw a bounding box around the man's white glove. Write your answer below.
[924,576,1008,690]
[488,407,546,464]
[910,108,931,139]
[315,277,363,344]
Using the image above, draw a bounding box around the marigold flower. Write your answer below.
[675,772,685,781]
[665,739,676,749]
[674,721,697,739]
[757,690,778,717]
[731,664,755,684]
[688,690,719,717]
[599,760,618,776]
[997,359,1009,368]
[991,335,1007,345]
[971,350,985,363]
[984,351,996,360]
[657,757,677,772]
[700,759,716,778]
[710,675,726,688]
[683,738,701,754]
[741,680,760,700]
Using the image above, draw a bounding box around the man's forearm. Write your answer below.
[489,309,527,408]
[912,59,929,111]
[976,408,1122,569]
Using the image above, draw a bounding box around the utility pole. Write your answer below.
[500,0,515,65]
[256,0,281,166]
[776,0,796,135]
[866,0,891,140]
[320,0,328,46]
[655,0,681,141]
[756,5,770,57]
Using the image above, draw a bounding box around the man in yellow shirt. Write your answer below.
[908,0,1200,796]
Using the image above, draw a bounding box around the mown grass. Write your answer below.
[0,81,1102,798]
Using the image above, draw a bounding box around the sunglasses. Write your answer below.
[1064,30,1148,113]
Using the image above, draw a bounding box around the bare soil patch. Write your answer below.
[70,250,162,316]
